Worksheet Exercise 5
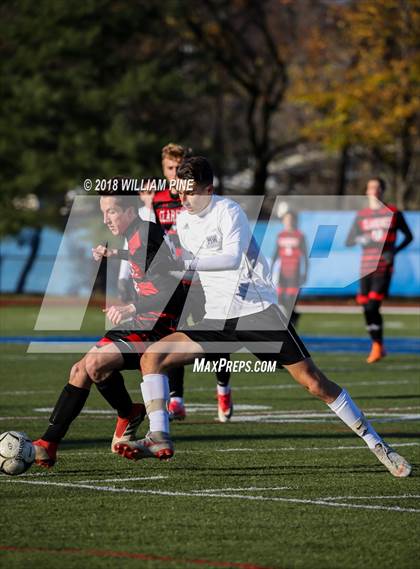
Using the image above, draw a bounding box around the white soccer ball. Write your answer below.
[0,431,35,476]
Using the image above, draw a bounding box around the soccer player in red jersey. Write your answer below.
[273,211,308,327]
[155,144,232,421]
[346,178,413,363]
[32,188,185,467]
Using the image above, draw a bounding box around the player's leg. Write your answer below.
[114,331,205,460]
[364,269,391,363]
[32,355,93,467]
[34,347,118,468]
[93,332,155,451]
[285,357,411,476]
[33,344,139,467]
[210,355,233,422]
[168,367,187,420]
[243,304,411,477]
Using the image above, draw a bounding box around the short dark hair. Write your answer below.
[176,156,213,188]
[98,177,137,211]
[368,177,386,193]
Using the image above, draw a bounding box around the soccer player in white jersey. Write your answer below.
[115,156,412,478]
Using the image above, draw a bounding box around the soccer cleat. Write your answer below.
[366,341,386,364]
[168,399,186,421]
[33,439,58,469]
[111,402,146,453]
[217,390,233,423]
[115,431,174,461]
[371,442,412,478]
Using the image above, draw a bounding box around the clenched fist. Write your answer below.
[103,304,136,325]
[92,245,117,261]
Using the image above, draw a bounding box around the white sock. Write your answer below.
[327,389,382,449]
[170,396,184,405]
[217,385,230,395]
[141,374,170,434]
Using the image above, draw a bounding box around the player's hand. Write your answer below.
[92,245,116,261]
[103,304,136,325]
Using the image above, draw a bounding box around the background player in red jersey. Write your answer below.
[272,211,308,327]
[346,177,413,363]
[156,143,232,421]
[118,143,233,422]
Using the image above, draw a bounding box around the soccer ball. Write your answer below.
[0,431,35,475]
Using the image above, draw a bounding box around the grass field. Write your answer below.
[0,307,419,569]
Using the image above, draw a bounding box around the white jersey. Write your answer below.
[177,195,277,319]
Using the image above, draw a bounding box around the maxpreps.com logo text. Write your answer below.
[193,358,277,373]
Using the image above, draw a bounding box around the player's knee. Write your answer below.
[85,354,108,383]
[140,350,165,374]
[69,360,85,382]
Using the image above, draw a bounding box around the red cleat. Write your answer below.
[168,399,186,421]
[111,402,146,453]
[115,431,174,461]
[217,390,233,423]
[33,439,58,469]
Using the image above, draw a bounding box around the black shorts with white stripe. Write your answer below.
[181,304,310,366]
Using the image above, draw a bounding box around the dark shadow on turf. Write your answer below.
[354,394,420,400]
[59,431,420,449]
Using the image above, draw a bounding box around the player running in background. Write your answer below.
[272,211,308,327]
[33,189,185,467]
[115,157,412,478]
[346,177,413,363]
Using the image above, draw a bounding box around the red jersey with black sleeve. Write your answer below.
[346,204,413,276]
[274,230,308,282]
[153,189,183,258]
[116,218,184,326]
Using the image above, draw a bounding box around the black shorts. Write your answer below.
[182,304,310,366]
[357,267,392,304]
[96,318,177,370]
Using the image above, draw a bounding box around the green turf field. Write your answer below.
[0,309,419,568]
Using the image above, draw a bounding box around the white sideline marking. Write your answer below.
[32,404,271,415]
[1,390,56,395]
[76,476,168,483]
[186,379,418,393]
[216,442,420,452]
[322,495,420,501]
[1,479,419,513]
[47,441,419,457]
[190,486,292,493]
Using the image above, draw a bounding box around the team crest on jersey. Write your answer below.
[205,234,220,248]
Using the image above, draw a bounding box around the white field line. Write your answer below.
[189,486,292,493]
[322,495,420,501]
[31,441,420,457]
[230,414,420,424]
[2,410,418,424]
[76,476,169,484]
[1,376,419,397]
[216,442,420,452]
[1,478,419,514]
[187,379,419,393]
